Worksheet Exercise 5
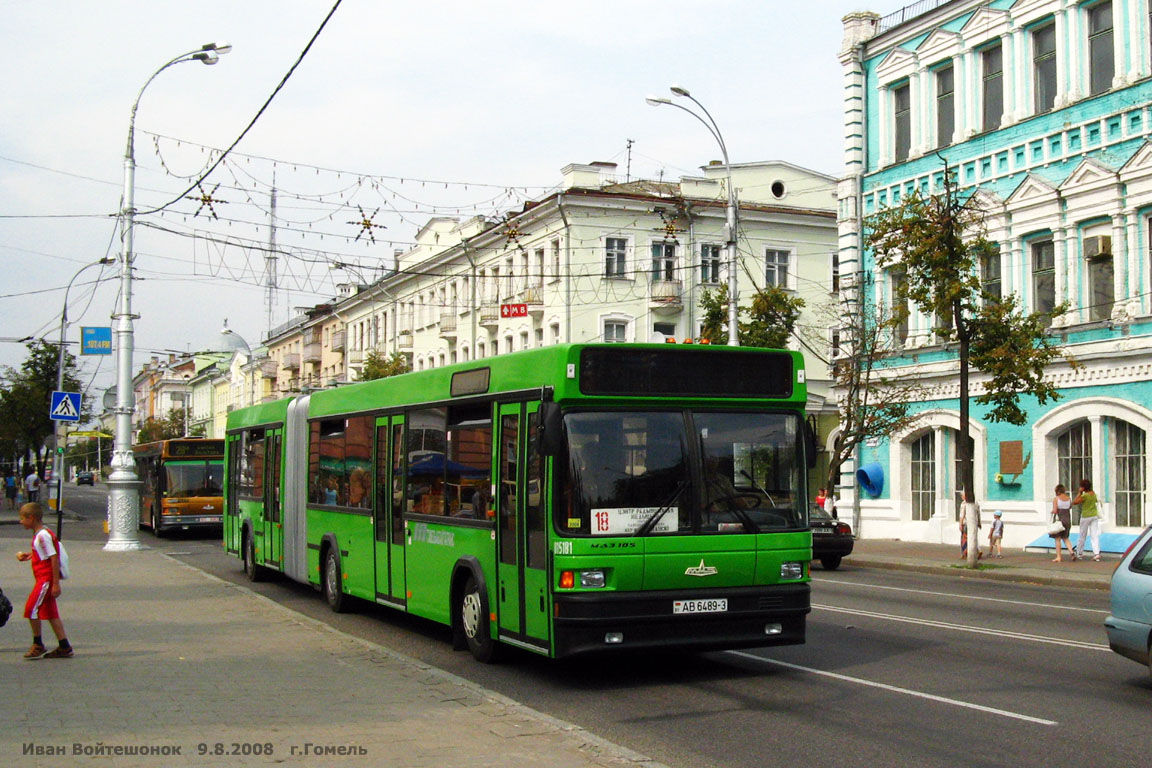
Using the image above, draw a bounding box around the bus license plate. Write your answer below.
[673,599,727,614]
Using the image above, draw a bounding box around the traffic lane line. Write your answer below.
[812,603,1110,652]
[812,576,1110,614]
[726,651,1058,726]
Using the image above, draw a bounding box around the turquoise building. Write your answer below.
[838,0,1151,548]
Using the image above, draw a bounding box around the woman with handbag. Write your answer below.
[1049,484,1076,562]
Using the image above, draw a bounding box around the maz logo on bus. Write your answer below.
[685,559,719,577]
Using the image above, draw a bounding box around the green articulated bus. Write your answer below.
[225,343,814,662]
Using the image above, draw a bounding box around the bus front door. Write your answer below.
[374,416,407,606]
[496,403,550,651]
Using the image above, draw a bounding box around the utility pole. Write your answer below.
[265,184,279,337]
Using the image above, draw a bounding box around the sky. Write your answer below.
[0,0,894,401]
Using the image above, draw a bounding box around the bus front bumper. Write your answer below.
[552,583,810,658]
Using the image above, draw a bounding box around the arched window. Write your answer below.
[911,432,934,521]
[1114,420,1146,527]
[1057,422,1092,491]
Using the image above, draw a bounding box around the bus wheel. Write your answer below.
[820,556,842,570]
[151,508,165,539]
[243,533,264,582]
[460,575,500,663]
[323,548,346,613]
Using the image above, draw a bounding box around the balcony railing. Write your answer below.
[479,305,500,329]
[303,342,322,364]
[649,279,683,315]
[259,359,278,378]
[281,352,301,370]
[439,313,458,340]
[398,331,413,349]
[331,330,346,352]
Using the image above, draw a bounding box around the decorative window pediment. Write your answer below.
[916,29,962,64]
[1006,174,1059,207]
[1059,158,1119,194]
[960,7,1011,41]
[1119,141,1152,180]
[876,47,919,84]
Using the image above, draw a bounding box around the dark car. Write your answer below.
[810,506,853,570]
[75,471,94,486]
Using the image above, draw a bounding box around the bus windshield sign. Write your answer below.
[579,347,793,398]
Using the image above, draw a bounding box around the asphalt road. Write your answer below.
[13,487,1150,768]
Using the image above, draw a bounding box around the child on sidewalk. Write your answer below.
[989,510,1004,558]
[15,502,73,659]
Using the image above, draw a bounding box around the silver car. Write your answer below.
[1104,525,1152,675]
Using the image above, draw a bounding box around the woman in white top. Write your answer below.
[1049,484,1076,562]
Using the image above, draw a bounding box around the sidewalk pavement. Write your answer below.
[846,537,1118,591]
[1,540,671,768]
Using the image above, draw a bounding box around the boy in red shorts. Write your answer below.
[15,502,73,659]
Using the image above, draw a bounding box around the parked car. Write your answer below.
[75,471,94,486]
[810,506,854,570]
[1104,525,1152,675]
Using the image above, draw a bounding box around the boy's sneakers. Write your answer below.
[43,646,73,659]
[23,644,47,660]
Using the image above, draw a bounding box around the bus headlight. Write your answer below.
[580,570,606,588]
[780,561,804,580]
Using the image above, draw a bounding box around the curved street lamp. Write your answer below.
[646,86,740,346]
[51,257,115,537]
[106,42,231,553]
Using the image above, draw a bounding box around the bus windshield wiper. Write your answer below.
[634,480,687,537]
[739,469,776,508]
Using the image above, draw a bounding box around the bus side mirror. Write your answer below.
[804,420,818,470]
[538,401,563,457]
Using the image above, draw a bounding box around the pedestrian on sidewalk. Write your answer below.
[989,510,1004,558]
[24,469,40,503]
[1072,479,1102,562]
[4,472,17,510]
[1050,484,1076,562]
[15,502,73,659]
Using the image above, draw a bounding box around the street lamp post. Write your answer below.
[106,42,231,553]
[53,257,115,538]
[646,86,739,346]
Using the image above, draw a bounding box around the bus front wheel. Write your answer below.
[323,548,346,613]
[460,575,500,663]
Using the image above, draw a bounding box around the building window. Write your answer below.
[911,432,935,522]
[765,249,790,288]
[1114,420,1146,528]
[981,250,1002,301]
[551,239,562,282]
[830,251,840,293]
[651,242,676,282]
[890,270,909,345]
[701,244,722,284]
[550,322,560,344]
[982,44,1003,132]
[830,328,842,360]
[653,322,676,340]
[1086,241,1114,322]
[1058,421,1092,523]
[603,320,627,343]
[1088,1,1114,96]
[1033,22,1057,113]
[936,65,954,148]
[1031,240,1055,326]
[894,83,911,162]
[605,237,628,278]
[535,248,545,289]
[534,328,543,348]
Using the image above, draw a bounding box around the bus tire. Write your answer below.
[820,556,842,570]
[151,508,165,538]
[460,575,500,663]
[322,547,346,613]
[243,530,265,582]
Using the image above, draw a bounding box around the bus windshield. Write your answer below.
[558,410,806,536]
[166,460,224,498]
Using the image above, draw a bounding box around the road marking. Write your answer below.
[727,651,1058,726]
[812,578,1110,614]
[813,603,1110,651]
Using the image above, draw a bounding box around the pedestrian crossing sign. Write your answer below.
[50,391,82,422]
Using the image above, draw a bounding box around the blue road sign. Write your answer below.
[50,391,82,422]
[81,326,113,355]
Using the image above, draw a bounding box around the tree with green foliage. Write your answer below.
[360,350,411,381]
[866,163,1074,566]
[699,284,804,349]
[137,408,188,443]
[0,340,86,477]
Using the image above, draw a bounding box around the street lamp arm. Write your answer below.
[649,99,727,163]
[677,92,731,165]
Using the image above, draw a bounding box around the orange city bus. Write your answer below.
[134,438,225,536]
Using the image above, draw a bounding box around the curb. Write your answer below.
[847,556,1112,591]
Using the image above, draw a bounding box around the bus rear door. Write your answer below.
[263,429,283,569]
[374,416,407,606]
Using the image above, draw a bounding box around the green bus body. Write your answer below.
[225,343,812,661]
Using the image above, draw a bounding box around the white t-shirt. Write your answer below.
[25,473,40,492]
[32,528,57,560]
